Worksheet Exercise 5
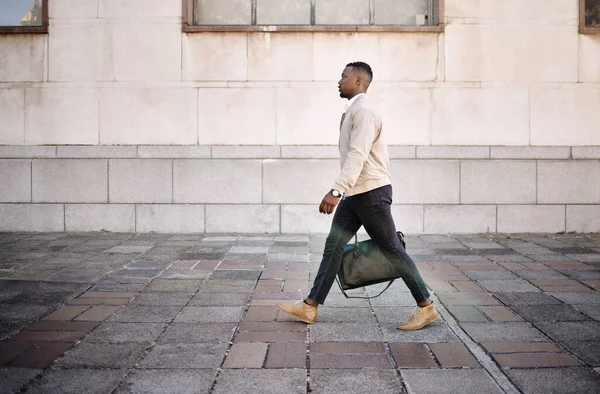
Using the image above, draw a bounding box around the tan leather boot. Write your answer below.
[277,301,317,324]
[397,304,439,330]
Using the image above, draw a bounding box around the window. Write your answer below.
[183,0,444,32]
[581,0,600,33]
[0,0,48,33]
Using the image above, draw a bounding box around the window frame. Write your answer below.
[182,0,444,33]
[581,0,600,34]
[0,0,49,34]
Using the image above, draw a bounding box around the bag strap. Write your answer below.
[335,276,395,299]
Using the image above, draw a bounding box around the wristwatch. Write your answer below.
[330,189,341,198]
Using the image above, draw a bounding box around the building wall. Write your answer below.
[0,0,599,233]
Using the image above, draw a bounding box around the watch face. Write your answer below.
[332,190,340,197]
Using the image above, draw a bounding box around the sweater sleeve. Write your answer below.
[332,108,378,194]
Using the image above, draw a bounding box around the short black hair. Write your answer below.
[346,61,373,80]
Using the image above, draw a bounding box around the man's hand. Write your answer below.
[319,191,340,214]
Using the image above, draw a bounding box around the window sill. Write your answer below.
[580,26,600,34]
[182,24,444,33]
[0,26,48,34]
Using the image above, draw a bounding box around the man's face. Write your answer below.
[338,67,358,99]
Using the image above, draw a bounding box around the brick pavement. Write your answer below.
[0,232,599,393]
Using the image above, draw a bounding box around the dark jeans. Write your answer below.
[308,185,430,304]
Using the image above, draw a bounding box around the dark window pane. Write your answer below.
[0,0,42,26]
[586,0,600,27]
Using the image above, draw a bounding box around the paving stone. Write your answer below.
[213,369,306,394]
[107,306,180,323]
[144,279,202,293]
[316,307,378,323]
[139,343,228,369]
[535,322,600,342]
[563,341,600,366]
[382,323,460,343]
[113,369,216,394]
[126,260,172,270]
[479,305,523,322]
[493,352,581,368]
[0,367,42,393]
[106,245,153,254]
[188,292,250,306]
[506,367,600,394]
[55,342,150,368]
[130,292,192,307]
[24,368,126,394]
[493,292,563,305]
[159,269,210,280]
[429,343,480,368]
[575,304,600,321]
[0,304,57,321]
[436,292,500,306]
[41,305,90,321]
[74,305,122,321]
[157,323,236,344]
[266,342,307,368]
[511,304,591,322]
[0,321,29,341]
[174,306,244,323]
[310,369,402,394]
[0,341,34,365]
[389,343,437,368]
[478,280,540,293]
[10,342,75,368]
[223,342,268,368]
[402,369,504,394]
[90,282,147,292]
[311,353,393,368]
[461,323,547,342]
[85,323,167,343]
[548,292,600,305]
[311,323,383,342]
[235,331,306,342]
[465,270,521,280]
[69,297,132,306]
[201,280,257,293]
[26,320,100,332]
[244,306,278,322]
[239,321,306,332]
[10,330,87,342]
[482,342,560,353]
[311,342,385,354]
[515,270,571,280]
[444,305,489,322]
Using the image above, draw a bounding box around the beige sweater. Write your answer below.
[332,94,391,196]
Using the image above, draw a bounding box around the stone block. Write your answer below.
[0,368,42,394]
[276,85,340,145]
[25,88,99,144]
[506,368,600,394]
[368,86,431,145]
[198,88,276,145]
[206,205,280,233]
[109,159,172,203]
[531,87,600,145]
[0,146,56,158]
[85,322,166,343]
[257,0,310,24]
[388,146,417,159]
[315,0,369,24]
[139,343,228,368]
[174,160,262,203]
[138,146,211,159]
[281,204,335,234]
[392,205,424,234]
[195,0,251,24]
[263,159,339,203]
[529,26,578,83]
[445,0,529,19]
[137,204,205,233]
[310,369,402,394]
[431,87,529,145]
[65,204,135,232]
[0,35,45,82]
[113,23,181,81]
[114,370,216,394]
[213,369,307,394]
[460,322,547,342]
[55,342,149,368]
[580,35,600,82]
[402,369,504,394]
[538,161,600,203]
[313,33,380,81]
[389,160,460,204]
[57,146,137,158]
[0,204,64,232]
[248,33,313,81]
[497,205,565,233]
[417,146,489,159]
[572,147,600,159]
[223,342,268,368]
[378,33,438,81]
[23,369,124,394]
[424,205,496,234]
[184,33,247,81]
[213,146,280,159]
[461,160,536,204]
[50,0,98,18]
[32,159,107,203]
[0,160,31,202]
[100,88,197,145]
[567,205,600,233]
[99,0,181,17]
[158,323,236,344]
[530,0,579,22]
[490,146,571,159]
[0,88,25,144]
[49,24,113,82]
[281,146,339,159]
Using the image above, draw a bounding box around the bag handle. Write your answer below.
[335,275,395,299]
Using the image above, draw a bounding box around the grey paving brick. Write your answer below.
[0,367,42,394]
[130,292,193,307]
[213,369,306,394]
[461,322,547,342]
[157,323,236,344]
[311,323,383,342]
[506,367,600,394]
[125,260,172,270]
[55,342,151,368]
[310,369,402,393]
[548,292,600,305]
[107,306,180,323]
[114,369,217,394]
[144,279,202,293]
[201,280,257,293]
[0,304,56,322]
[139,343,228,369]
[90,282,147,292]
[402,369,504,394]
[85,323,167,343]
[535,322,600,342]
[188,292,251,306]
[494,292,563,305]
[575,304,600,321]
[511,305,591,322]
[158,270,210,280]
[478,280,540,293]
[465,270,521,280]
[106,246,153,254]
[210,270,261,281]
[515,270,570,280]
[24,368,127,394]
[382,323,460,343]
[174,306,245,323]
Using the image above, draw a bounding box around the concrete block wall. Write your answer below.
[0,0,599,233]
[0,146,599,234]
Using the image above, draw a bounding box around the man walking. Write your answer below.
[277,62,439,331]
